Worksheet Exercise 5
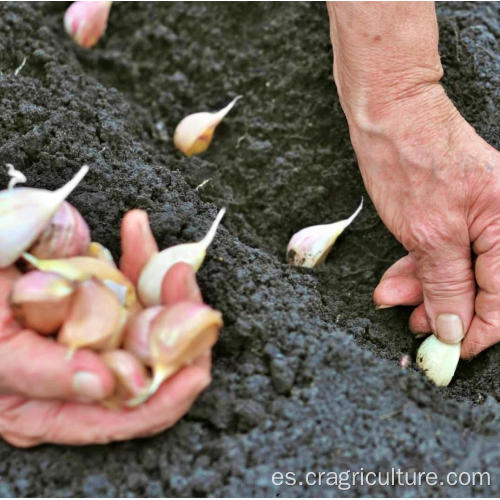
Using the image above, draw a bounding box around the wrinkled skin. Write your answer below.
[0,210,209,447]
[328,2,500,359]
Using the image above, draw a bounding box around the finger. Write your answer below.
[408,303,432,335]
[380,254,418,280]
[0,330,115,402]
[1,354,211,446]
[373,275,423,307]
[0,267,22,339]
[161,263,203,305]
[462,248,500,359]
[412,240,475,345]
[119,209,158,285]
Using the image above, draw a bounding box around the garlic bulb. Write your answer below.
[58,279,126,353]
[0,166,89,268]
[30,202,91,259]
[126,302,222,407]
[287,198,363,268]
[138,208,225,306]
[64,1,112,48]
[9,271,75,334]
[124,306,163,364]
[173,96,242,156]
[416,334,460,387]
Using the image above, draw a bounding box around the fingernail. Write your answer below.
[72,371,106,400]
[414,332,428,339]
[376,304,394,310]
[436,314,464,344]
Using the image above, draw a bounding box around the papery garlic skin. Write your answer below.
[30,202,91,259]
[124,306,163,364]
[174,96,242,156]
[64,1,112,49]
[138,208,225,306]
[87,241,116,267]
[126,302,222,407]
[6,164,27,190]
[287,198,363,268]
[0,166,88,268]
[416,334,460,387]
[10,271,75,334]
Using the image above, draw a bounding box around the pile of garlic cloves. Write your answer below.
[1,166,224,408]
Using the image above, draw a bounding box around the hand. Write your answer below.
[0,210,211,447]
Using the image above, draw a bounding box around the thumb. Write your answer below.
[414,245,475,344]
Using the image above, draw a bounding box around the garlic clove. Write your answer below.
[287,198,363,268]
[100,349,149,407]
[22,253,136,308]
[173,96,242,156]
[87,241,116,267]
[416,334,460,387]
[123,306,163,365]
[0,166,89,268]
[138,208,225,306]
[126,302,222,407]
[58,279,126,352]
[10,271,75,334]
[64,1,112,49]
[30,202,91,260]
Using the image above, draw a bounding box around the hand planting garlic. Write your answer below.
[64,1,112,48]
[174,96,242,156]
[416,335,460,387]
[0,165,88,268]
[287,198,363,268]
[138,208,226,306]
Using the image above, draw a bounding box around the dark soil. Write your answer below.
[0,1,498,497]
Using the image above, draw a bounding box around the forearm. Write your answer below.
[327,2,449,128]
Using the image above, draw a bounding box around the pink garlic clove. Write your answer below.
[58,278,126,353]
[9,271,75,335]
[30,202,91,260]
[123,306,163,365]
[64,1,112,49]
[126,301,222,407]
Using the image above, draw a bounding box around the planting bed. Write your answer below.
[0,2,498,496]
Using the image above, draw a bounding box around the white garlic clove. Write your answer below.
[173,96,242,156]
[64,1,112,49]
[30,202,91,259]
[416,334,460,387]
[138,208,225,306]
[0,166,89,268]
[287,198,363,268]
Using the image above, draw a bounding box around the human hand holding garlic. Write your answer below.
[328,2,500,382]
[0,211,212,447]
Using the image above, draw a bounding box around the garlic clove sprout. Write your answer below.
[0,166,89,268]
[138,208,225,306]
[10,271,75,334]
[173,96,242,156]
[58,279,126,353]
[64,1,112,49]
[124,306,163,365]
[23,253,136,308]
[87,241,116,267]
[100,349,150,407]
[416,334,460,387]
[287,198,363,268]
[30,202,91,260]
[126,302,222,407]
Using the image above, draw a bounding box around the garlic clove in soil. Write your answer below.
[6,164,27,190]
[126,302,222,407]
[100,349,150,407]
[64,1,112,49]
[9,271,75,335]
[173,96,242,156]
[22,253,136,308]
[0,165,89,268]
[287,198,363,268]
[86,241,116,267]
[58,278,126,353]
[416,334,461,387]
[138,208,226,306]
[30,201,91,260]
[124,306,163,365]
